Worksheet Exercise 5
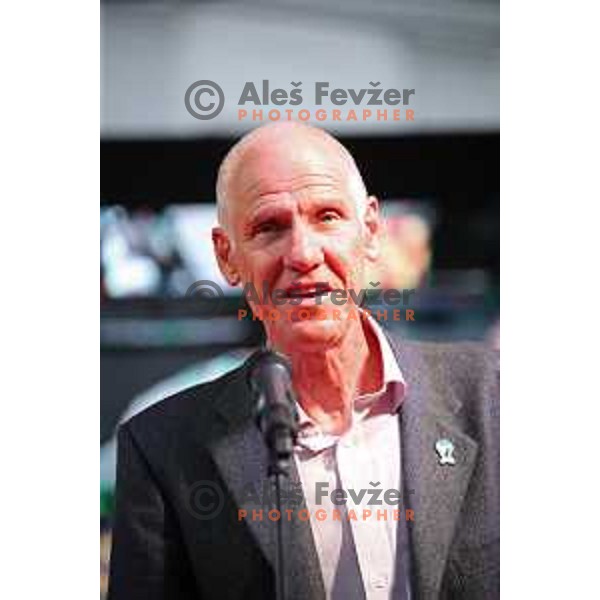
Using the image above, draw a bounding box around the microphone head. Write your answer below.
[250,350,299,465]
[249,350,292,393]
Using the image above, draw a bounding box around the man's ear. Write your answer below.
[212,227,240,286]
[363,195,382,262]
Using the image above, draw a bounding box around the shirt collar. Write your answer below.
[360,312,405,402]
[295,312,406,445]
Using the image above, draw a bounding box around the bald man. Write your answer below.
[108,123,499,600]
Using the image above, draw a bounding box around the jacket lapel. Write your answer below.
[207,358,325,600]
[391,339,479,598]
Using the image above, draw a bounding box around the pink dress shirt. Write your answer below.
[294,316,407,599]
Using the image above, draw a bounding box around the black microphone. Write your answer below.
[250,350,299,477]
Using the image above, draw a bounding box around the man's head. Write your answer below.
[212,122,382,353]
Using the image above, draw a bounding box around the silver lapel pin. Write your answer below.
[435,438,456,466]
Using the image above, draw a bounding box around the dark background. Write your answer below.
[101,131,499,442]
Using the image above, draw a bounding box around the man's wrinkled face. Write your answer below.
[215,135,381,352]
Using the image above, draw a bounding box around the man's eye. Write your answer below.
[319,210,341,223]
[253,220,282,236]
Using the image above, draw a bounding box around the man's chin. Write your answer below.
[267,317,347,353]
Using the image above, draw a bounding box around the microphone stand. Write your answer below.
[253,354,298,600]
[266,393,297,600]
[271,459,290,600]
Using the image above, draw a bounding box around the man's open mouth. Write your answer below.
[282,283,334,300]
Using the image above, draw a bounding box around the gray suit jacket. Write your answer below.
[108,338,499,600]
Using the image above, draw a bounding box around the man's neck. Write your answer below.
[282,320,384,435]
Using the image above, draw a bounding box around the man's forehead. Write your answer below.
[228,138,352,203]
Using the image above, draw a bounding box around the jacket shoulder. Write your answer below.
[390,338,499,419]
[119,357,251,448]
[390,336,498,377]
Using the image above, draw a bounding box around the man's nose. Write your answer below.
[283,223,323,273]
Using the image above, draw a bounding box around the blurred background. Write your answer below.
[100,0,499,595]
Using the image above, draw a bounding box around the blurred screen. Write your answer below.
[101,204,235,299]
[100,200,436,300]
